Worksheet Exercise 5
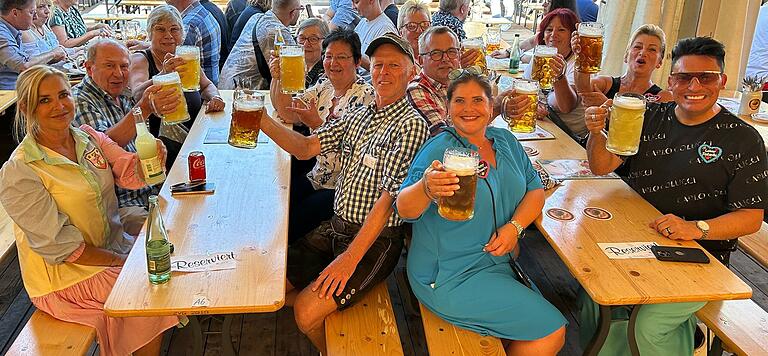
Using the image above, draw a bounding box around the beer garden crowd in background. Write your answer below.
[0,0,767,354]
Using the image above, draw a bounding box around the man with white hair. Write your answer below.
[220,0,301,89]
[431,0,471,40]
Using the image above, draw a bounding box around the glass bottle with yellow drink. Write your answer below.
[133,107,166,185]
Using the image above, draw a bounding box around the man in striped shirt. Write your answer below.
[407,25,460,136]
[72,39,179,235]
[259,33,428,354]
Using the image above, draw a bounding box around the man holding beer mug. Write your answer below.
[258,33,428,354]
[73,38,181,235]
[407,26,461,136]
[581,37,768,356]
[397,71,566,355]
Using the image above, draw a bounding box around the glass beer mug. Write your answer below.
[438,148,479,221]
[576,22,604,74]
[280,45,306,95]
[151,72,190,125]
[228,89,265,148]
[502,79,539,133]
[606,93,646,156]
[175,45,201,92]
[531,45,558,90]
[461,37,487,74]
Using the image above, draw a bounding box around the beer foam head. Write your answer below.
[514,80,539,95]
[613,94,645,110]
[175,45,200,60]
[235,100,264,111]
[534,45,557,57]
[281,45,303,57]
[153,71,181,85]
[443,149,478,175]
[578,22,604,37]
[462,37,484,50]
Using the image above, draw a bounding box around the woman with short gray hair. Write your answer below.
[297,18,330,87]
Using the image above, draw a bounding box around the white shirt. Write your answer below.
[354,12,397,54]
[747,5,768,79]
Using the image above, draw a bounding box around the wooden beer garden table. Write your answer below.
[502,118,754,355]
[104,90,290,355]
[0,90,17,113]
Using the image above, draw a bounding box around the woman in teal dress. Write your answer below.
[396,72,567,354]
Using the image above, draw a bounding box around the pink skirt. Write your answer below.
[32,267,179,356]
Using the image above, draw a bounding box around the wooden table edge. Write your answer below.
[104,299,286,317]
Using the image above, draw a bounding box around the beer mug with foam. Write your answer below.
[606,93,646,155]
[229,89,265,148]
[461,37,487,74]
[175,45,201,92]
[576,22,604,74]
[151,72,190,125]
[438,148,479,221]
[531,45,558,90]
[280,45,306,95]
[502,79,539,133]
[485,27,501,53]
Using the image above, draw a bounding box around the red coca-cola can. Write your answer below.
[188,151,206,181]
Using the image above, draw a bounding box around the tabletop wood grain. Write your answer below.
[105,90,291,317]
[508,118,753,305]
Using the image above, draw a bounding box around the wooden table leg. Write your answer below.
[583,305,612,356]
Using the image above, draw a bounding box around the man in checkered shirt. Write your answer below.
[407,25,461,136]
[167,0,222,85]
[260,32,428,354]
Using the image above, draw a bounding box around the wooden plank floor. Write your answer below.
[0,230,766,356]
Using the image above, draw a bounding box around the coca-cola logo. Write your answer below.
[192,159,205,169]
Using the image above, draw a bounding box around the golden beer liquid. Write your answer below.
[510,92,538,133]
[462,46,488,73]
[159,83,190,125]
[228,106,264,148]
[606,96,645,155]
[577,35,603,74]
[485,43,501,53]
[438,172,478,221]
[532,54,556,90]
[176,46,201,92]
[281,54,306,94]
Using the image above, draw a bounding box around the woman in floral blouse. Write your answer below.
[50,0,112,47]
[269,29,375,243]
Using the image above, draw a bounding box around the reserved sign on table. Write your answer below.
[597,242,658,259]
[171,251,237,272]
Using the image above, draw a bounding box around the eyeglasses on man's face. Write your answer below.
[420,48,460,62]
[401,21,430,32]
[669,71,723,86]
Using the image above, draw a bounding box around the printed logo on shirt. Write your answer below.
[644,93,660,103]
[477,160,490,179]
[84,148,107,170]
[698,144,722,163]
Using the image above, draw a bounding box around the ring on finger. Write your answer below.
[665,227,672,235]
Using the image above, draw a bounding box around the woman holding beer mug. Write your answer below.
[572,24,672,107]
[0,65,177,356]
[396,72,566,355]
[128,5,224,166]
[129,5,224,122]
[269,29,375,242]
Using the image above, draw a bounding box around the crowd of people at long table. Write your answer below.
[0,0,766,354]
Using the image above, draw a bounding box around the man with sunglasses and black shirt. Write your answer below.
[580,36,768,355]
[407,26,461,136]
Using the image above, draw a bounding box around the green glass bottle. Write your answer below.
[146,195,171,284]
[508,34,521,74]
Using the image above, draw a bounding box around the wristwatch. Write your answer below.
[508,219,525,239]
[696,220,710,240]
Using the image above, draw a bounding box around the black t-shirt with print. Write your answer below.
[617,102,768,254]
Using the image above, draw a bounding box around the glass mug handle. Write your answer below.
[149,92,165,120]
[501,96,512,122]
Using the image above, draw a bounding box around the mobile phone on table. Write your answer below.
[170,180,215,196]
[651,246,710,264]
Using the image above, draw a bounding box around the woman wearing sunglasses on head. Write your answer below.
[572,24,673,107]
[396,71,567,355]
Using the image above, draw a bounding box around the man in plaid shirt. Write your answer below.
[167,0,222,85]
[407,26,461,136]
[259,33,428,354]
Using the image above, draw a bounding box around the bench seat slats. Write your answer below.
[419,303,505,356]
[7,310,96,356]
[696,300,768,356]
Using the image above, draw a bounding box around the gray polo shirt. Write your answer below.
[0,17,29,89]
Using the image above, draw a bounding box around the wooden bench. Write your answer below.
[419,303,505,356]
[738,222,768,268]
[6,310,96,356]
[695,299,768,356]
[325,282,404,355]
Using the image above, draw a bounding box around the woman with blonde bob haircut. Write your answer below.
[0,65,178,356]
[573,24,672,106]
